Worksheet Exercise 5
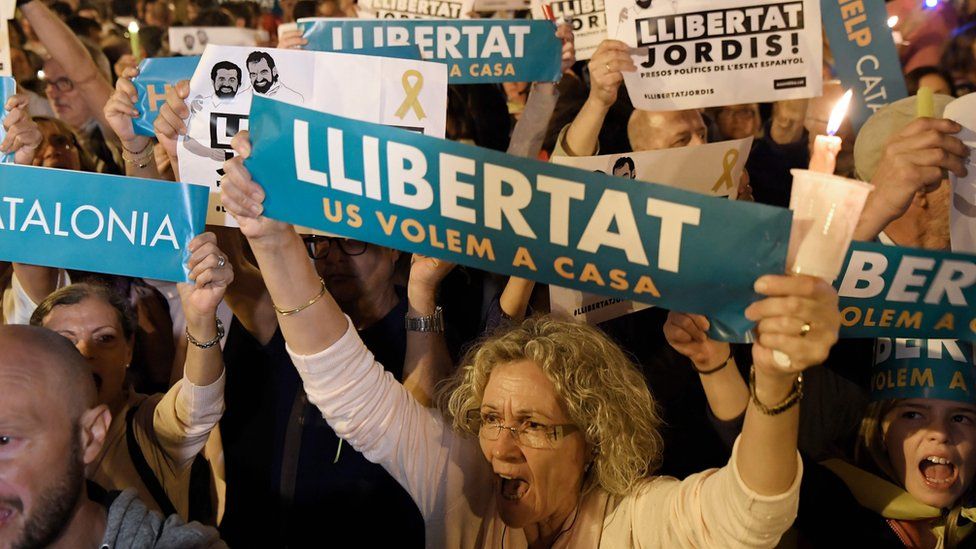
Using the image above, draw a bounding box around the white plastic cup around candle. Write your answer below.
[787,169,874,283]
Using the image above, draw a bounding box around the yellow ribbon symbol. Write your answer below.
[711,149,740,193]
[395,70,426,120]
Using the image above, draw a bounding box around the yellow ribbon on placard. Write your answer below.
[711,149,740,193]
[395,70,426,120]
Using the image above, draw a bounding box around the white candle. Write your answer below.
[809,89,853,174]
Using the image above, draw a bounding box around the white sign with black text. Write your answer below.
[605,0,822,110]
[178,45,448,226]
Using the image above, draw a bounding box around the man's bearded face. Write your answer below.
[213,69,240,99]
[248,59,277,94]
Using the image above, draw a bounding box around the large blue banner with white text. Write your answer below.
[836,241,976,341]
[299,18,562,83]
[244,96,793,341]
[0,164,208,281]
[821,0,907,131]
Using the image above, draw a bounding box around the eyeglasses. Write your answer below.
[43,77,74,93]
[302,235,368,260]
[471,411,579,450]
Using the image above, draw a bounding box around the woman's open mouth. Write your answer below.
[497,474,529,501]
[919,455,959,490]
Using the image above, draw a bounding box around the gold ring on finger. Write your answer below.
[799,322,812,337]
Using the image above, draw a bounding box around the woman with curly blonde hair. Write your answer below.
[219,131,843,548]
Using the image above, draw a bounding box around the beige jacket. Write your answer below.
[87,373,225,520]
[288,317,802,548]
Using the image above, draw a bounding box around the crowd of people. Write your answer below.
[1,0,976,547]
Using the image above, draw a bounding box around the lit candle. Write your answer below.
[809,89,853,174]
[128,21,141,62]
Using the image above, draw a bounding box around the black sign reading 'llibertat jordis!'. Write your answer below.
[606,0,822,110]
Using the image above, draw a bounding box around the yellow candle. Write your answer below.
[917,86,934,118]
[128,21,141,62]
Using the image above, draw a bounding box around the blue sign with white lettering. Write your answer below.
[132,56,201,137]
[836,241,976,341]
[821,0,907,131]
[0,164,208,281]
[244,95,793,341]
[871,338,976,403]
[299,19,562,83]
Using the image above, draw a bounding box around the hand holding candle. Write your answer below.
[808,89,853,174]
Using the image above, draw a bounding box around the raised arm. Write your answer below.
[19,0,116,144]
[663,313,748,423]
[152,232,233,469]
[403,255,456,407]
[739,274,840,496]
[104,67,162,179]
[4,94,60,311]
[218,131,465,519]
[558,39,634,157]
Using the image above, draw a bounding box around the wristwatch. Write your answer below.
[405,306,444,333]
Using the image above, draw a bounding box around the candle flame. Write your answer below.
[128,21,140,33]
[826,89,853,136]
[887,15,899,27]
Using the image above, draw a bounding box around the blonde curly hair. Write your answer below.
[438,316,664,496]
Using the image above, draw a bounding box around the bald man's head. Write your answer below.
[627,109,707,152]
[0,325,110,549]
[0,325,97,417]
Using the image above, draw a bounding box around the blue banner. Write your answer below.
[244,96,793,341]
[871,338,976,403]
[837,241,976,341]
[132,56,201,137]
[0,164,208,282]
[0,76,16,164]
[299,19,562,83]
[299,21,423,60]
[821,0,907,131]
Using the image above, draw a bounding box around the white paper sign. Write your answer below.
[168,27,262,55]
[178,45,448,226]
[549,136,753,324]
[944,94,976,254]
[605,0,822,111]
[0,19,11,78]
[531,0,605,60]
[2,0,14,21]
[356,0,475,19]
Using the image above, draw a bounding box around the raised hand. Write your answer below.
[1,95,42,165]
[219,130,293,244]
[179,231,235,320]
[585,39,635,109]
[663,312,732,372]
[745,274,840,377]
[105,66,150,153]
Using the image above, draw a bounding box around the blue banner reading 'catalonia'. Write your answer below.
[244,96,793,341]
[836,240,976,342]
[299,18,562,84]
[0,164,208,282]
[821,0,907,131]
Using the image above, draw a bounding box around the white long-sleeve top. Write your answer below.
[288,316,802,548]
